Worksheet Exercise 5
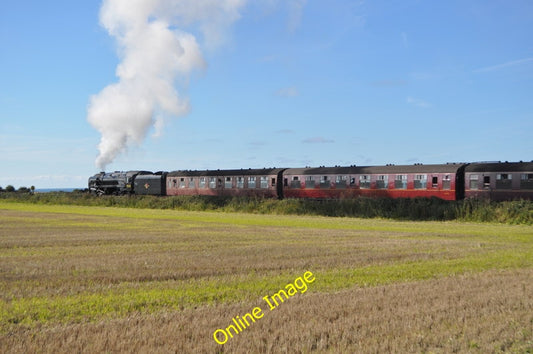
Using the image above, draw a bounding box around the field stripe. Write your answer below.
[2,248,531,328]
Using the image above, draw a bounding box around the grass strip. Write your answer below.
[2,247,531,329]
[2,202,532,237]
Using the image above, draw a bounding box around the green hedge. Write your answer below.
[1,192,531,225]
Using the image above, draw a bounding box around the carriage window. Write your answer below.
[260,176,268,188]
[414,174,427,189]
[443,175,451,190]
[496,174,512,189]
[394,175,407,189]
[209,177,216,189]
[376,175,388,189]
[187,178,194,188]
[225,177,232,189]
[320,176,330,189]
[469,175,478,190]
[290,176,301,188]
[249,176,256,188]
[335,176,347,189]
[359,175,370,189]
[172,179,177,188]
[237,177,244,188]
[179,178,186,188]
[305,176,315,189]
[199,177,206,188]
[271,178,276,187]
[520,174,533,189]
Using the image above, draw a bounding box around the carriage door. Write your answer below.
[431,176,439,189]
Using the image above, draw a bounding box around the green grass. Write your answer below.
[2,201,532,234]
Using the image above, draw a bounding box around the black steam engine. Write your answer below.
[88,171,167,196]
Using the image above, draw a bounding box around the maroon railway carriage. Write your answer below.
[166,168,286,198]
[282,164,467,200]
[464,162,533,201]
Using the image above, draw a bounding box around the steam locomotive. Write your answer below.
[88,161,533,201]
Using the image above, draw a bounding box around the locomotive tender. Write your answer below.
[88,161,533,201]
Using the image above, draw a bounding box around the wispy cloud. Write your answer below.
[474,57,533,73]
[247,141,267,148]
[0,134,92,162]
[0,175,86,188]
[407,96,431,108]
[287,0,307,33]
[401,32,408,48]
[275,129,295,134]
[409,72,440,81]
[258,54,277,62]
[370,80,407,87]
[302,136,334,144]
[275,87,299,97]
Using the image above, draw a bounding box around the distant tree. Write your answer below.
[0,186,3,192]
[5,185,15,192]
[31,186,35,194]
[18,187,30,193]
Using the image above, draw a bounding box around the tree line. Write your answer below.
[0,185,35,193]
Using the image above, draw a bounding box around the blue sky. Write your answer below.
[1,0,532,188]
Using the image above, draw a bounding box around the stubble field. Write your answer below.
[0,201,532,353]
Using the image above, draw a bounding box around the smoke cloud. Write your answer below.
[87,0,246,170]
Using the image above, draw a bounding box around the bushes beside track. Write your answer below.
[0,191,532,225]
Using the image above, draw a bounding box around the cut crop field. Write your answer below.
[0,201,532,353]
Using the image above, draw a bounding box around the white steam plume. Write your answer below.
[88,0,246,170]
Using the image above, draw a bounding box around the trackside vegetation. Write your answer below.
[0,191,532,224]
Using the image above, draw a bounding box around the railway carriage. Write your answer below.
[464,162,533,200]
[282,164,467,200]
[166,168,285,198]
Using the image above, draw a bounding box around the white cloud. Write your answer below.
[401,31,408,48]
[258,0,308,33]
[407,96,431,108]
[302,136,334,144]
[287,0,307,33]
[474,58,533,73]
[474,57,533,73]
[275,129,295,134]
[276,87,299,97]
[247,141,267,147]
[0,175,86,189]
[370,80,407,87]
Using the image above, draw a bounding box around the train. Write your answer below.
[88,161,533,201]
